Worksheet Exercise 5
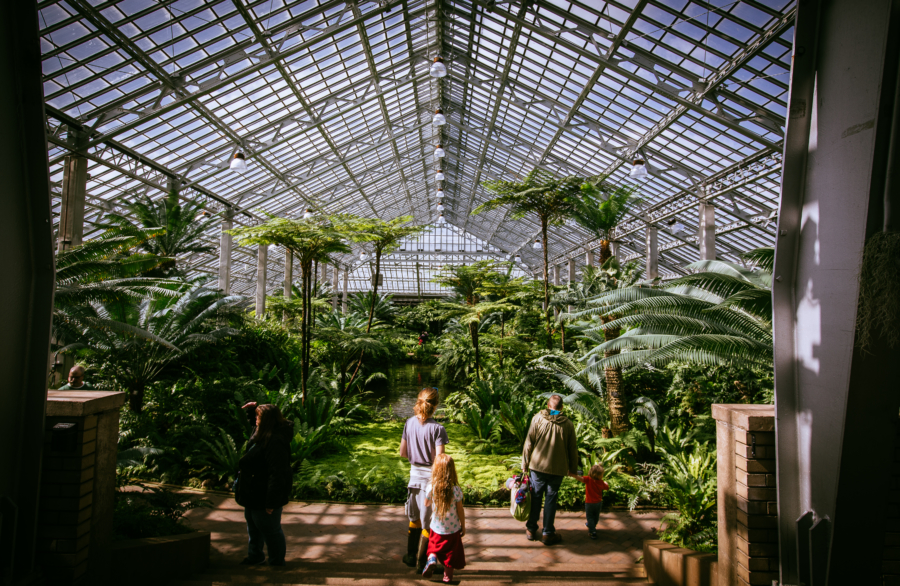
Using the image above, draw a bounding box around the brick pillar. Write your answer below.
[712,404,778,586]
[39,391,126,585]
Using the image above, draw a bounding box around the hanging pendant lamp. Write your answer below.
[303,209,313,219]
[435,144,445,158]
[437,202,444,212]
[230,151,247,172]
[629,158,648,179]
[533,239,542,249]
[430,56,447,78]
[433,108,446,125]
[437,213,446,224]
[436,169,445,181]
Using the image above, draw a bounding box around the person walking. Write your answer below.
[569,464,610,539]
[399,388,449,571]
[521,394,578,545]
[422,454,466,583]
[237,402,294,566]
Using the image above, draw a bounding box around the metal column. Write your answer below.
[773,0,900,582]
[645,225,658,280]
[217,208,233,294]
[341,267,349,313]
[332,264,340,311]
[698,200,716,261]
[567,259,576,283]
[57,128,87,252]
[585,250,594,268]
[553,264,560,285]
[283,249,293,323]
[255,244,267,318]
[610,241,619,265]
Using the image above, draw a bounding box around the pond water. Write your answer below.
[367,363,457,419]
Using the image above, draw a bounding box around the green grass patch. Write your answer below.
[296,421,520,504]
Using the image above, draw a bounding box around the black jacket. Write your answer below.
[236,421,294,510]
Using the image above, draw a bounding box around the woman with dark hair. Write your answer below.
[399,388,448,572]
[237,402,294,566]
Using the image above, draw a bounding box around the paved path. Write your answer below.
[179,491,664,568]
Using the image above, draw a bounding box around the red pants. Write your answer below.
[427,530,466,570]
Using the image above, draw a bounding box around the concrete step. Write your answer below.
[169,560,647,586]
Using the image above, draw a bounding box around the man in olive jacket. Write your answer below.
[522,394,578,545]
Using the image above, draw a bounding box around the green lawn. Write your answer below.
[306,421,520,495]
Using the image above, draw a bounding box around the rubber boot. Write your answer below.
[402,523,420,567]
[415,530,430,573]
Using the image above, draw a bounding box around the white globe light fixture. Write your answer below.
[437,202,444,212]
[435,144,445,158]
[514,254,521,263]
[230,151,247,172]
[436,188,444,198]
[533,239,542,250]
[432,108,446,125]
[303,209,313,219]
[360,251,368,261]
[435,169,445,181]
[629,158,648,179]
[430,56,447,78]
[437,213,446,224]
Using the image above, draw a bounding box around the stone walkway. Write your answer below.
[179,491,664,568]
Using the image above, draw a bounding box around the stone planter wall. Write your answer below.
[109,531,210,586]
[644,540,718,586]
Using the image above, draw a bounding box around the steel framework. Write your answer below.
[40,0,795,294]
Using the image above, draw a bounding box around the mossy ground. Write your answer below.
[306,421,520,494]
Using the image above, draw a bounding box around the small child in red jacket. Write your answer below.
[569,464,610,539]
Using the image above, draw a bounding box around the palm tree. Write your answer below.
[432,261,510,379]
[99,190,216,276]
[337,215,426,332]
[563,258,643,436]
[53,227,181,358]
[315,311,388,405]
[574,248,773,377]
[348,291,396,323]
[228,215,350,403]
[477,262,528,367]
[570,179,641,267]
[474,169,584,346]
[72,283,246,412]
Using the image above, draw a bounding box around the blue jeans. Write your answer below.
[245,507,286,562]
[526,471,563,535]
[585,502,602,531]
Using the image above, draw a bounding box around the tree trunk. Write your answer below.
[366,249,381,333]
[499,316,505,368]
[541,218,551,350]
[603,322,629,436]
[469,321,482,380]
[561,323,565,352]
[128,382,146,413]
[598,239,611,267]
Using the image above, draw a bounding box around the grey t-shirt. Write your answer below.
[402,416,449,467]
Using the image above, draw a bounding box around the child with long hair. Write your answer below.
[423,454,466,582]
[569,463,610,540]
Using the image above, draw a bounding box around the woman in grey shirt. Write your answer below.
[399,388,448,571]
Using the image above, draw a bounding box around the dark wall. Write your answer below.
[0,0,56,584]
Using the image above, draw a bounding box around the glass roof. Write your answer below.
[40,0,795,294]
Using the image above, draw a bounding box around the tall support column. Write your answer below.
[341,267,349,313]
[552,264,560,286]
[646,225,658,280]
[698,199,716,261]
[57,128,88,252]
[255,244,267,318]
[567,258,576,312]
[0,2,57,579]
[585,250,594,268]
[167,175,180,199]
[772,0,900,582]
[610,241,620,264]
[331,264,339,311]
[283,249,293,323]
[217,207,233,294]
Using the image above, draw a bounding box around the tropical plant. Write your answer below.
[657,446,718,552]
[336,215,426,331]
[229,215,350,403]
[53,227,179,351]
[99,190,217,276]
[348,291,396,324]
[477,262,529,366]
[574,247,774,373]
[72,283,246,412]
[436,299,513,380]
[199,428,244,484]
[475,169,586,345]
[570,179,641,267]
[461,407,502,452]
[531,352,610,430]
[498,399,540,447]
[315,311,389,403]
